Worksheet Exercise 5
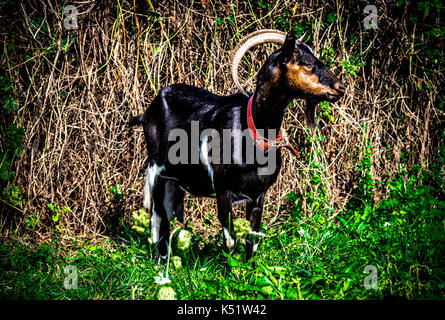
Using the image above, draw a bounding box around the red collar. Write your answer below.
[247,94,282,152]
[247,94,300,158]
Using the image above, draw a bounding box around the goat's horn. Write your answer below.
[297,31,307,43]
[231,29,286,97]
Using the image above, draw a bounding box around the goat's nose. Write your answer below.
[336,82,345,95]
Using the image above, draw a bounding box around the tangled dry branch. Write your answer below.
[0,0,443,243]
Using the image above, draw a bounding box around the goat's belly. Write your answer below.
[163,164,215,197]
[162,159,281,199]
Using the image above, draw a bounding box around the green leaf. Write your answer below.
[254,276,273,288]
[342,278,353,291]
[3,95,18,113]
[0,76,12,92]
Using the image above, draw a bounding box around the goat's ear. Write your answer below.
[280,32,297,63]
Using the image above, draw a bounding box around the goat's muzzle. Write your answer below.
[326,82,345,102]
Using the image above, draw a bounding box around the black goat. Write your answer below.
[130,30,344,264]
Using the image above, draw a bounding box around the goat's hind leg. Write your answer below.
[150,179,170,262]
[150,176,185,263]
[143,161,167,262]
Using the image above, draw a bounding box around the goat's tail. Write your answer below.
[129,114,144,126]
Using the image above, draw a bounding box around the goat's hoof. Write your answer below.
[152,252,168,264]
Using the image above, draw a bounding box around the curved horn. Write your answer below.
[231,29,286,96]
[297,31,307,43]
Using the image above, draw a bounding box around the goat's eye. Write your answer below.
[303,63,315,72]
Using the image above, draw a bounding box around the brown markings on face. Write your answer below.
[286,63,337,97]
[333,81,342,91]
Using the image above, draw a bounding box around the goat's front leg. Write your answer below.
[216,193,236,255]
[246,195,264,266]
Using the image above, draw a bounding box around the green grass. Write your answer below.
[1,162,444,300]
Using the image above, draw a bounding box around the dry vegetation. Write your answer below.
[0,0,443,244]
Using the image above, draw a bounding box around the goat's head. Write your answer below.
[279,32,344,102]
[231,29,344,103]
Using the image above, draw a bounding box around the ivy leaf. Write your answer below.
[3,95,18,113]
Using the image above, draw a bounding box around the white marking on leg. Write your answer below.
[231,109,243,165]
[253,242,259,254]
[160,247,170,260]
[200,136,214,189]
[151,206,161,244]
[143,164,165,210]
[232,128,243,165]
[223,227,235,250]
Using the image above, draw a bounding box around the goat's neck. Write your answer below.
[252,82,295,132]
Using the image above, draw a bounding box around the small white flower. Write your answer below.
[172,256,182,270]
[177,229,191,251]
[154,273,171,285]
[384,222,391,227]
[158,286,176,300]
